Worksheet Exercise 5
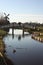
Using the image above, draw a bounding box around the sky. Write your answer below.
[0,0,43,23]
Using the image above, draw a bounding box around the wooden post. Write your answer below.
[12,28,14,38]
[22,28,24,37]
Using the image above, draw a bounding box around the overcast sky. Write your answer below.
[0,0,43,23]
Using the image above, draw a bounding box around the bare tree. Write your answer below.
[0,13,10,25]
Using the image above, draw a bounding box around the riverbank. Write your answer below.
[0,29,7,53]
[32,32,43,42]
[0,30,7,36]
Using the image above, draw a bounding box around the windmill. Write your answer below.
[4,13,10,21]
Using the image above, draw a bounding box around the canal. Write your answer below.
[3,29,43,65]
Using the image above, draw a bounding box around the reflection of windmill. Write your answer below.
[4,13,10,21]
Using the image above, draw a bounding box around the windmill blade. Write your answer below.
[7,14,10,16]
[4,13,6,16]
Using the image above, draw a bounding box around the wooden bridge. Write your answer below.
[0,24,35,34]
[0,23,35,29]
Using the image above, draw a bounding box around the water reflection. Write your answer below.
[3,29,43,65]
[18,35,21,40]
[9,28,30,40]
[10,34,30,41]
[12,34,14,39]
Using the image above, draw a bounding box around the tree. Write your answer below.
[18,22,22,26]
[0,13,10,26]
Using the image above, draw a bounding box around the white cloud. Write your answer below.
[9,14,43,23]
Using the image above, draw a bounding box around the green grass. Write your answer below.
[0,30,7,36]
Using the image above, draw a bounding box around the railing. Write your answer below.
[0,24,35,29]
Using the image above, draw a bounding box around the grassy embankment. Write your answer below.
[0,30,14,65]
[31,26,43,42]
[0,29,7,36]
[24,26,43,42]
[0,29,7,53]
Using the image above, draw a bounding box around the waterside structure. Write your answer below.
[32,32,43,42]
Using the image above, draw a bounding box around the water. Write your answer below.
[3,29,43,65]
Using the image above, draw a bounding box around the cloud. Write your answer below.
[9,14,43,23]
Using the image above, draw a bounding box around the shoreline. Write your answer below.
[32,34,43,42]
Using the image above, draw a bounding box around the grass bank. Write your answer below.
[0,29,7,36]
